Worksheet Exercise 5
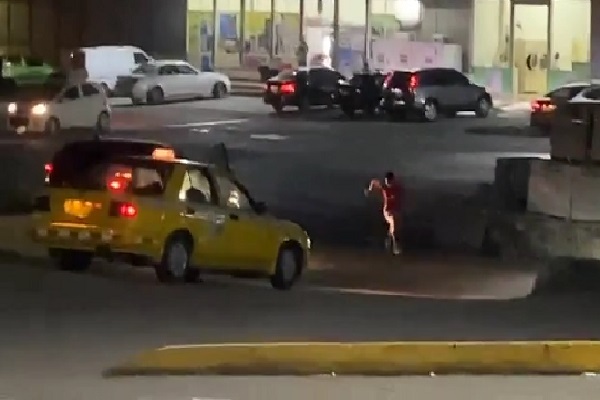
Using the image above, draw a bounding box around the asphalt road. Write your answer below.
[0,97,582,398]
[4,375,600,399]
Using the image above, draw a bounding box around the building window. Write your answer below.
[187,0,214,71]
[0,1,8,54]
[8,0,30,55]
[242,0,271,70]
[274,0,300,68]
[215,0,242,68]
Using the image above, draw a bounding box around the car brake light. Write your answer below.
[383,72,393,88]
[531,98,555,112]
[119,203,137,217]
[108,178,126,191]
[109,201,137,218]
[280,82,295,94]
[409,74,419,91]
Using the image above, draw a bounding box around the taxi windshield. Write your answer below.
[49,158,174,195]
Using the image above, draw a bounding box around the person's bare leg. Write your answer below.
[384,212,400,254]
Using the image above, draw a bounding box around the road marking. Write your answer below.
[249,133,289,141]
[166,118,249,128]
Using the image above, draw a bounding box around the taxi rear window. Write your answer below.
[49,159,174,195]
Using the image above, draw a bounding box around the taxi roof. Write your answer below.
[121,155,212,168]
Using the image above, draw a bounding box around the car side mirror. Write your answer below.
[254,201,267,215]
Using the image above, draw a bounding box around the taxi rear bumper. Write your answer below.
[32,224,163,264]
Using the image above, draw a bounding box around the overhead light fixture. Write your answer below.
[394,0,423,29]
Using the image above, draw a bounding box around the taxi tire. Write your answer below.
[270,245,301,291]
[155,234,195,283]
[54,249,92,272]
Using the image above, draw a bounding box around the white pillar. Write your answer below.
[364,0,371,64]
[591,0,600,79]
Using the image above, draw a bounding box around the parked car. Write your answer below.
[381,68,493,122]
[77,45,153,95]
[1,55,55,85]
[530,81,600,134]
[113,60,231,105]
[263,67,345,113]
[6,79,110,134]
[339,71,386,117]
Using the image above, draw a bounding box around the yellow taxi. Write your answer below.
[31,148,310,290]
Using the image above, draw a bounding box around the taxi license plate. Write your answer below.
[57,229,70,238]
[394,100,405,105]
[64,199,94,219]
[270,86,278,93]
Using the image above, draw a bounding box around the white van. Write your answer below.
[76,46,153,94]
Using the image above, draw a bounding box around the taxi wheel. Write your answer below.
[53,249,92,272]
[270,245,301,291]
[213,82,227,98]
[155,234,194,283]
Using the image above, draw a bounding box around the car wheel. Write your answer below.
[423,100,438,122]
[96,111,111,132]
[475,96,492,118]
[44,117,60,134]
[147,87,164,105]
[272,103,284,114]
[342,106,355,118]
[53,249,93,272]
[298,97,310,113]
[270,245,302,290]
[212,82,228,99]
[155,233,193,283]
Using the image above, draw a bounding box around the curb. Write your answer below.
[105,341,600,376]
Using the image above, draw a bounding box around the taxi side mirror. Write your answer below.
[254,201,267,215]
[186,188,207,204]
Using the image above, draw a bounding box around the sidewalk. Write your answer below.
[0,215,535,299]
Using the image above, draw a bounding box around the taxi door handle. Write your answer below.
[184,206,195,216]
[229,213,239,221]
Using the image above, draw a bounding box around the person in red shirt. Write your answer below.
[365,171,403,255]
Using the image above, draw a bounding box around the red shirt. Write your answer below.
[382,182,402,212]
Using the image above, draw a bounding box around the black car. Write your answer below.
[381,68,493,121]
[263,67,345,113]
[339,71,386,117]
[44,136,186,184]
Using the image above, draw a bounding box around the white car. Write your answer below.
[7,81,111,134]
[115,60,231,105]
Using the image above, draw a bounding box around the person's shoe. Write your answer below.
[392,247,402,255]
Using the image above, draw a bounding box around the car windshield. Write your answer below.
[132,64,158,74]
[10,81,64,101]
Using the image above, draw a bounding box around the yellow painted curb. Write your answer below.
[105,341,600,376]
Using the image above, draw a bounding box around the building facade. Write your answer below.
[0,0,596,98]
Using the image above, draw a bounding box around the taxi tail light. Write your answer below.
[109,201,137,218]
[107,177,126,192]
[531,97,553,112]
[280,82,295,94]
[408,74,419,93]
[32,195,50,212]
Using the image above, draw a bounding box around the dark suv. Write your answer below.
[263,67,345,113]
[382,68,493,121]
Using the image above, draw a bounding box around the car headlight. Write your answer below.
[7,102,16,114]
[31,103,47,115]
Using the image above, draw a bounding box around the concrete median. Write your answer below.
[106,340,600,376]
